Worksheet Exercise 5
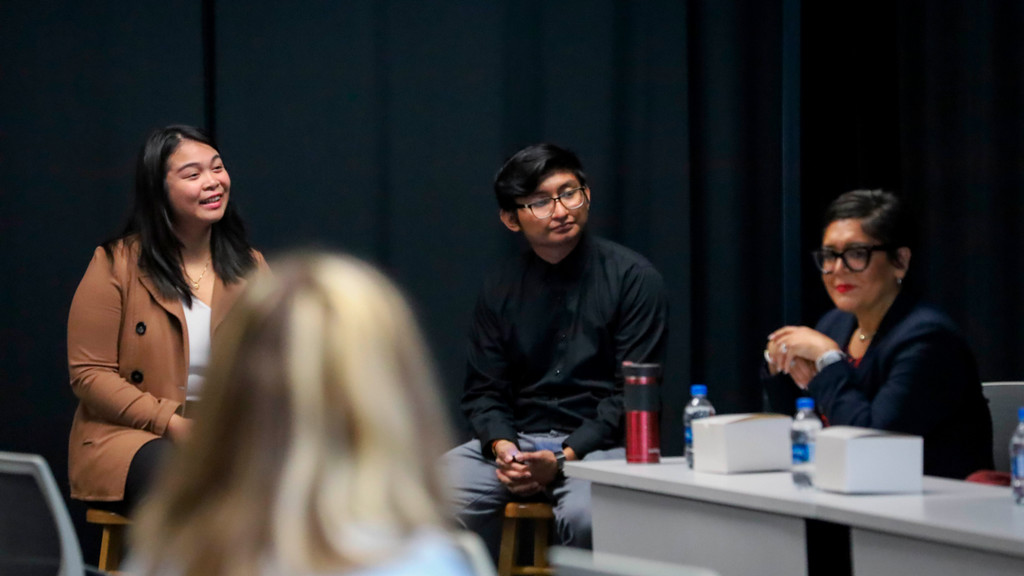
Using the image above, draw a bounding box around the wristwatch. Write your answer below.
[815,349,848,372]
[553,449,566,473]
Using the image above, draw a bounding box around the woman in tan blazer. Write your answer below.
[67,125,266,511]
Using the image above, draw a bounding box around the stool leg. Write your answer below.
[532,518,550,569]
[97,526,112,571]
[98,524,125,572]
[497,515,519,576]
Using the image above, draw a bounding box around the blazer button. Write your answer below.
[130,370,144,384]
[135,322,146,335]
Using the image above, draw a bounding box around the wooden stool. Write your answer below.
[86,508,131,573]
[497,502,555,576]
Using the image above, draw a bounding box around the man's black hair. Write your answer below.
[493,143,588,212]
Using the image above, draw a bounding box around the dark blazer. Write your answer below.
[765,291,993,479]
[67,238,267,500]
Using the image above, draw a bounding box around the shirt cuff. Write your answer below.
[479,428,519,459]
[152,399,182,436]
[563,422,614,459]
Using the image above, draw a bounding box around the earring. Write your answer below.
[897,277,903,285]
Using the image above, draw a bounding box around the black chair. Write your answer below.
[981,381,1024,472]
[0,451,85,576]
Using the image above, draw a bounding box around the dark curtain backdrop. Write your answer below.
[801,0,1024,381]
[2,0,1021,564]
[1,0,209,563]
[211,0,703,445]
[897,1,1024,379]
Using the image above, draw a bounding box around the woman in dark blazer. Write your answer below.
[67,125,266,510]
[763,189,992,479]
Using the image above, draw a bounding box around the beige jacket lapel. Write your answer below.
[137,272,188,369]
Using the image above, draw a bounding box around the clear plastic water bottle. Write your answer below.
[684,384,715,469]
[1012,407,1024,505]
[792,397,823,488]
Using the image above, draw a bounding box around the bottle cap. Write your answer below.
[1018,406,1024,421]
[622,362,662,378]
[796,397,815,410]
[690,384,708,396]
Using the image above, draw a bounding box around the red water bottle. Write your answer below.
[623,362,661,463]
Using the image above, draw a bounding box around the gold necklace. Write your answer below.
[857,329,875,342]
[184,259,210,290]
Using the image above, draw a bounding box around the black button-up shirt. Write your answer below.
[461,234,669,459]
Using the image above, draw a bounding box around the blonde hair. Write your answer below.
[133,253,455,576]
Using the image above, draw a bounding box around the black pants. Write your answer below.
[89,437,171,516]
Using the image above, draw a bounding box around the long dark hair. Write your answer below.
[106,125,255,304]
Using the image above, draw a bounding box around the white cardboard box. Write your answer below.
[815,426,923,494]
[692,413,792,474]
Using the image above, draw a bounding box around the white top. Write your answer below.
[181,297,211,403]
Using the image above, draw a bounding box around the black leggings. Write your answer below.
[91,437,171,516]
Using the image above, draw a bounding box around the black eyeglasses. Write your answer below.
[516,187,588,219]
[811,245,890,273]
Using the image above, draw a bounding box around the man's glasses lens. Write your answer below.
[525,187,586,219]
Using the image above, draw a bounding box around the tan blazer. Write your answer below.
[67,238,267,501]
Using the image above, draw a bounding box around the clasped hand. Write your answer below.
[166,414,193,442]
[493,440,559,496]
[765,326,841,389]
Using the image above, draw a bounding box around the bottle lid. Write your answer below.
[622,362,662,378]
[1018,406,1024,421]
[796,397,815,410]
[690,384,708,396]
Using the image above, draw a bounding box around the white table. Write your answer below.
[566,457,1024,576]
[814,482,1024,576]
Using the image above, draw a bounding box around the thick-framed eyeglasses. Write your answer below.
[516,187,588,219]
[811,245,890,273]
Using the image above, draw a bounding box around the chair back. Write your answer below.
[0,451,84,576]
[549,546,720,576]
[982,381,1024,472]
[453,530,499,576]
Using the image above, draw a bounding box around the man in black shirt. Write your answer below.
[447,143,668,560]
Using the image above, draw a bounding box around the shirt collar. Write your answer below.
[536,231,591,281]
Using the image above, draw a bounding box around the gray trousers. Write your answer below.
[444,432,625,563]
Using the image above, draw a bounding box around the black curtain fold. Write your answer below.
[0,0,207,562]
[802,0,1024,381]
[896,0,1024,381]
[688,0,784,412]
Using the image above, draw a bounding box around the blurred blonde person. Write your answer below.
[131,254,491,576]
